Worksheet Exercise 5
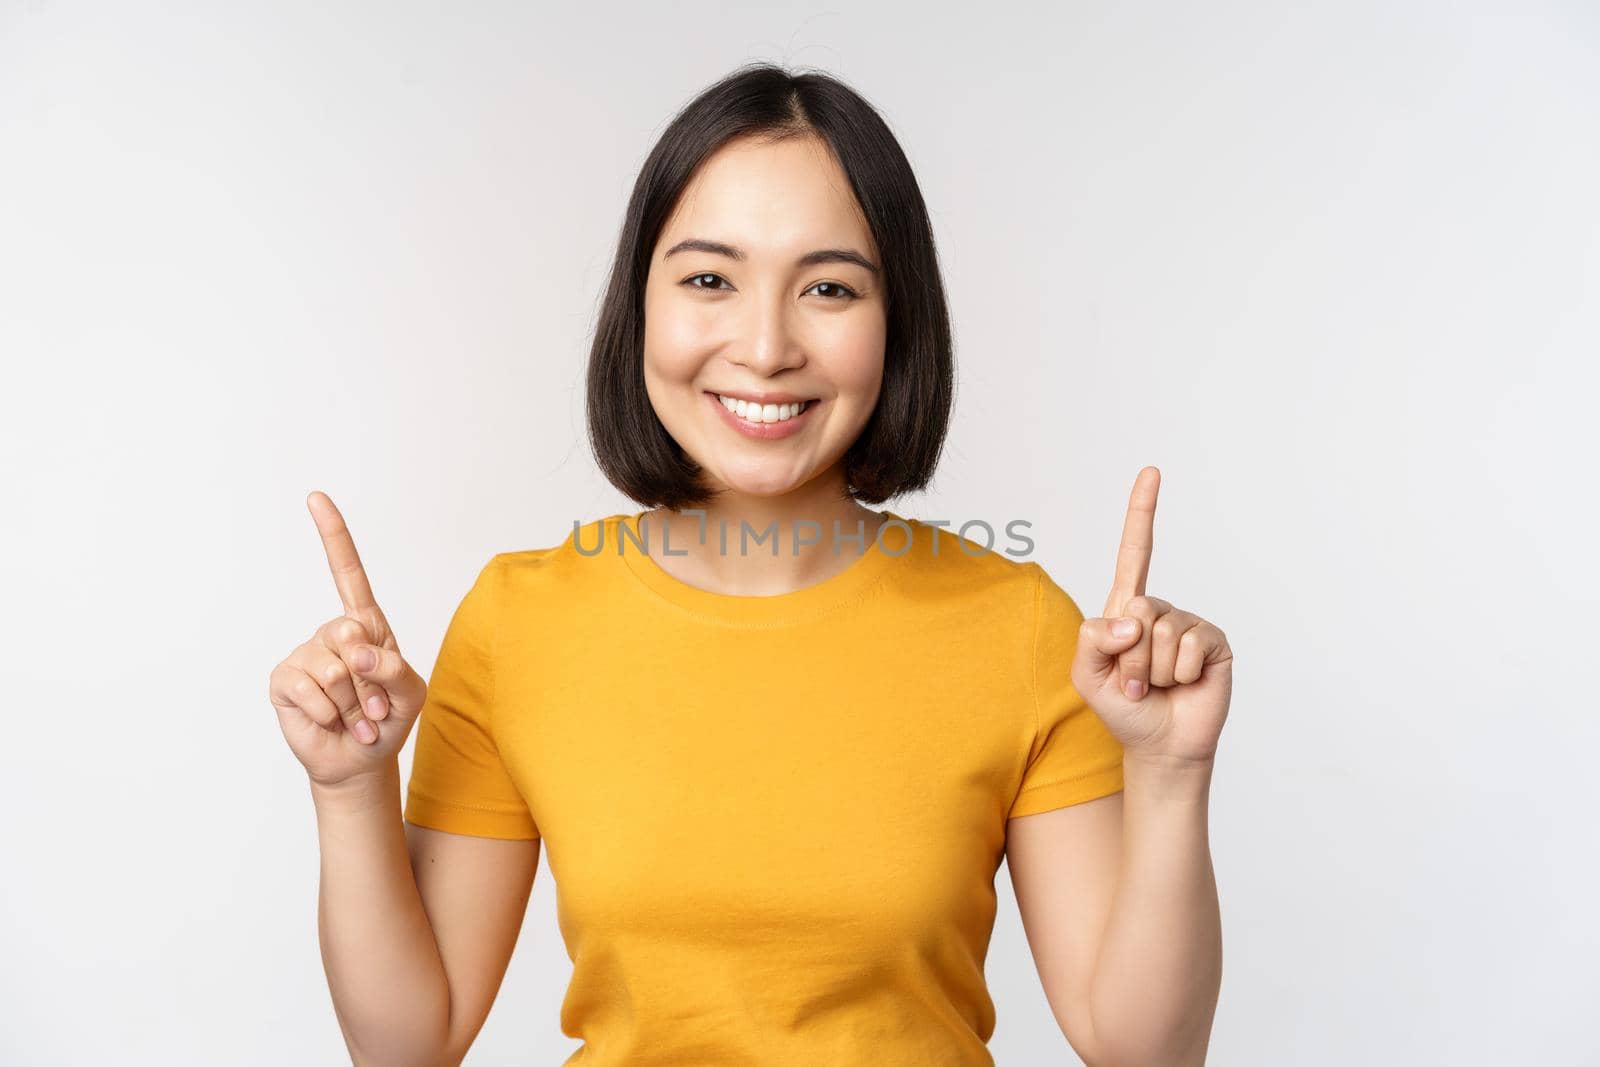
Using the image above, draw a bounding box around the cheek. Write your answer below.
[818,315,887,398]
[643,295,721,381]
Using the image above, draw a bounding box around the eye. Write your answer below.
[682,272,733,292]
[678,273,860,302]
[805,281,859,302]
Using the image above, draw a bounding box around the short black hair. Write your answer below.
[585,61,955,511]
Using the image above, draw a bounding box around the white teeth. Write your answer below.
[717,395,810,423]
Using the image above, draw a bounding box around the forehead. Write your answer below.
[657,134,877,260]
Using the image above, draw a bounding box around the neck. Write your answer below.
[637,468,888,596]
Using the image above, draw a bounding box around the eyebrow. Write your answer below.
[662,237,880,275]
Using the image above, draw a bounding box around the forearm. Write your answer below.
[312,766,452,1067]
[1085,754,1222,1066]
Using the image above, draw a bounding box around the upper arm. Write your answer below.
[406,821,540,1065]
[1004,564,1127,1054]
[1005,791,1123,1062]
[400,555,544,1060]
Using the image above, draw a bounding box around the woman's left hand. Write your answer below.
[1071,466,1233,765]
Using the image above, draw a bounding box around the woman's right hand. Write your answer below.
[269,491,429,791]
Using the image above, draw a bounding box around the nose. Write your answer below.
[730,290,807,377]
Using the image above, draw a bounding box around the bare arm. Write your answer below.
[1084,754,1220,1065]
[405,820,540,1064]
[313,766,450,1064]
[1007,756,1220,1066]
[311,765,539,1066]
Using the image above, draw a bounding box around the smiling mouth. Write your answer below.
[706,391,819,425]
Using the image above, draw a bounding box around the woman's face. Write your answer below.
[642,133,887,500]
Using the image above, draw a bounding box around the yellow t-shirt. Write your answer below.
[403,510,1125,1065]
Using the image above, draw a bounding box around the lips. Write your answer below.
[712,393,813,422]
[704,390,820,440]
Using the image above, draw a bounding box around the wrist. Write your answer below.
[1122,748,1215,798]
[308,765,400,815]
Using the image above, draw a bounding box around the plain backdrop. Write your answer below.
[2,2,1596,1063]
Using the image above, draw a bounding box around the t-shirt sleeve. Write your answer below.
[1007,564,1126,819]
[403,555,540,840]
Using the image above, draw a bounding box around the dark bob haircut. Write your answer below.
[585,61,955,511]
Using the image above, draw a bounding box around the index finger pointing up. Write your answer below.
[306,491,378,616]
[1106,466,1160,617]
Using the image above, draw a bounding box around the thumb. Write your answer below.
[349,643,429,718]
[1074,616,1143,681]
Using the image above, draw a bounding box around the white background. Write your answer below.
[2,2,1596,1063]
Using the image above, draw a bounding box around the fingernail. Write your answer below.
[1124,678,1146,701]
[366,693,384,719]
[353,647,376,672]
[354,719,376,743]
[1111,618,1137,638]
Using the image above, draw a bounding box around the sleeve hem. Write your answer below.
[1025,563,1045,771]
[485,554,506,773]
[1006,763,1125,819]
[404,787,541,840]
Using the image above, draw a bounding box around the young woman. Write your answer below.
[271,63,1231,1066]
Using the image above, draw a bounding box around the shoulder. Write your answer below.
[894,515,1094,626]
[890,515,1047,610]
[486,512,633,593]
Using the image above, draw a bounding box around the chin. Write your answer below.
[706,465,814,499]
[717,479,807,499]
